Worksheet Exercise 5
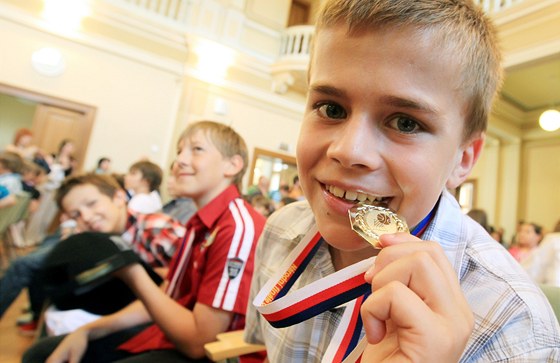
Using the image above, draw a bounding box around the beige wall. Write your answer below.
[0,16,184,174]
[0,94,36,148]
[521,139,560,233]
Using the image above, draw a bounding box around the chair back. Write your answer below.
[0,192,31,235]
[540,284,560,323]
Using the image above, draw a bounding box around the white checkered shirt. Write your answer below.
[244,190,560,362]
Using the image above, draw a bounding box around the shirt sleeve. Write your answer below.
[143,214,186,267]
[197,209,260,316]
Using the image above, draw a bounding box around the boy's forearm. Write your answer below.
[81,299,150,340]
[119,264,221,358]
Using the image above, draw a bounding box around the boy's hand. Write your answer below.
[360,233,473,362]
[46,328,89,363]
[112,263,145,284]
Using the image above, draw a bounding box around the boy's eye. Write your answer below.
[316,102,347,119]
[388,115,421,134]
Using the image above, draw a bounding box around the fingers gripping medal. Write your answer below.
[348,202,409,249]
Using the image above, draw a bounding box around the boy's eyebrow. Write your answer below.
[309,84,346,98]
[310,85,439,115]
[379,95,438,115]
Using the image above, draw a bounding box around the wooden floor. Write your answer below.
[0,291,35,363]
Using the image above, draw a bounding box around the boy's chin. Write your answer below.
[318,223,370,251]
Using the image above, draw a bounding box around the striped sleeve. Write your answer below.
[212,199,256,311]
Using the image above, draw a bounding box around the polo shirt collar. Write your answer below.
[196,185,240,229]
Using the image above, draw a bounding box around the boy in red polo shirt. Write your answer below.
[24,121,266,363]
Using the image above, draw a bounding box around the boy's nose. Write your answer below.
[78,208,92,224]
[327,117,383,170]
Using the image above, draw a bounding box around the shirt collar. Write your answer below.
[422,189,466,276]
[195,185,240,229]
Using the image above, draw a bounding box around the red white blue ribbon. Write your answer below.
[253,225,373,362]
[254,209,435,362]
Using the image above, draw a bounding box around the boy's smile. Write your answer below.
[174,130,237,208]
[297,24,483,253]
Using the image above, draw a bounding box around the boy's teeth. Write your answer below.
[327,185,384,203]
[331,186,345,198]
[357,193,367,202]
[344,190,358,201]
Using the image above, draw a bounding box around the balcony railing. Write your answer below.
[116,0,190,23]
[111,0,526,37]
[279,25,314,60]
[476,0,524,12]
[106,0,530,94]
[276,0,525,60]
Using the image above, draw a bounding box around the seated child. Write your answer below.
[124,159,163,214]
[24,120,266,362]
[244,1,560,362]
[0,173,185,334]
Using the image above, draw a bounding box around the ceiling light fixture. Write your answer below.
[31,47,66,77]
[539,109,560,132]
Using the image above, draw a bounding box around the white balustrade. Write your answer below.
[109,0,528,31]
[115,0,189,23]
[279,25,314,58]
[106,0,527,46]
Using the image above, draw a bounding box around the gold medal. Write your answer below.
[348,203,409,249]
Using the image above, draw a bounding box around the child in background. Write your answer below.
[250,194,273,218]
[24,121,266,363]
[0,150,23,197]
[124,160,163,214]
[95,157,112,174]
[244,0,560,362]
[522,219,560,287]
[20,159,46,213]
[509,222,543,263]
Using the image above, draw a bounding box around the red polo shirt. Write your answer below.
[118,185,265,357]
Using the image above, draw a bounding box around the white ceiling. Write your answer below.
[501,55,560,112]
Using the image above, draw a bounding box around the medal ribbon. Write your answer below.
[254,208,436,362]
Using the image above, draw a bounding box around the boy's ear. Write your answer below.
[446,133,485,189]
[223,155,244,178]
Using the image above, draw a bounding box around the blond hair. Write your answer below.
[314,0,503,141]
[178,121,248,191]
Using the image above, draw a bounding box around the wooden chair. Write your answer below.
[0,192,32,268]
[540,284,560,323]
[204,330,265,362]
